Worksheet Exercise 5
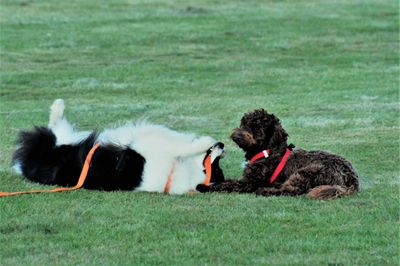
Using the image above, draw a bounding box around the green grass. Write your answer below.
[0,0,399,265]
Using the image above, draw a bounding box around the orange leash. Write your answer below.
[163,161,176,193]
[0,143,100,197]
[203,155,212,186]
[164,154,212,193]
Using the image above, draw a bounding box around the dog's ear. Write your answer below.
[267,118,288,151]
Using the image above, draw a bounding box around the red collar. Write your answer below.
[248,144,295,184]
[249,149,271,164]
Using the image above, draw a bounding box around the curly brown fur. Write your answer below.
[206,109,360,200]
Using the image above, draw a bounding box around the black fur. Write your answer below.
[209,157,225,183]
[12,127,145,191]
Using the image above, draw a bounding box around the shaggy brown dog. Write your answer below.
[198,109,360,199]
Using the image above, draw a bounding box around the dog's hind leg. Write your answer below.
[256,163,358,199]
[307,185,357,200]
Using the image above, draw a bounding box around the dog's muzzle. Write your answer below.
[231,128,256,148]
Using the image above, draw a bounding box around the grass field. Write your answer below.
[0,0,399,265]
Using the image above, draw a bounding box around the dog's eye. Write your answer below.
[240,126,250,132]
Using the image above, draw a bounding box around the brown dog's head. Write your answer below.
[231,109,288,159]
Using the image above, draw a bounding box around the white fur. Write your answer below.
[48,99,223,194]
[13,162,23,175]
[48,99,91,145]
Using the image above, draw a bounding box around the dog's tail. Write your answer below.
[307,185,358,200]
[12,126,96,186]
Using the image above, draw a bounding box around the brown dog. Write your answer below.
[198,109,360,199]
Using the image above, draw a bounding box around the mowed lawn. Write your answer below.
[0,0,398,265]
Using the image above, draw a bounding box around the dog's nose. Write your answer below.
[231,128,241,140]
[214,142,224,149]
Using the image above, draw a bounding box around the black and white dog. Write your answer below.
[12,99,225,194]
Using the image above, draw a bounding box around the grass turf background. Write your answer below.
[0,0,399,265]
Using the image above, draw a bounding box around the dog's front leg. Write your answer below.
[255,187,284,196]
[190,136,217,153]
[173,136,216,157]
[197,179,260,193]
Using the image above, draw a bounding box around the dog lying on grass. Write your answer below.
[12,99,225,194]
[197,109,360,199]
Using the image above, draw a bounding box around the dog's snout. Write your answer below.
[230,128,241,140]
[231,128,256,148]
[214,142,224,149]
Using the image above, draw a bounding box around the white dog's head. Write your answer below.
[205,142,225,183]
